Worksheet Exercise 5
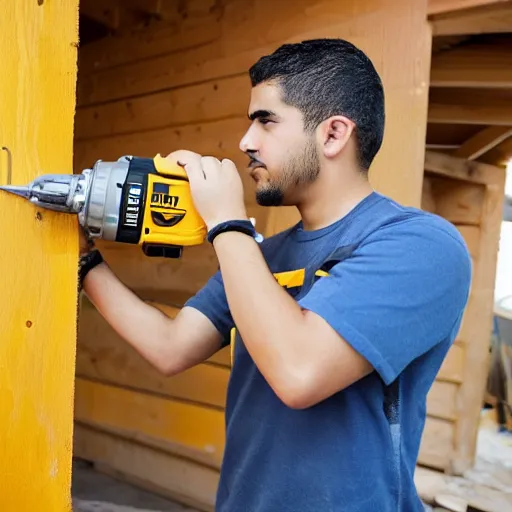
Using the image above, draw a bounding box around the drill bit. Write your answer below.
[0,184,31,199]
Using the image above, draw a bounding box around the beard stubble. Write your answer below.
[256,139,320,207]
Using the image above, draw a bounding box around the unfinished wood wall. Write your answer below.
[73,0,433,509]
[0,0,80,509]
[421,151,506,475]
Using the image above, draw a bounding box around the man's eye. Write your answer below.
[258,118,272,125]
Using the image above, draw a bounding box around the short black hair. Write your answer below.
[249,38,385,171]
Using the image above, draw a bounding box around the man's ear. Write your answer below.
[316,116,356,158]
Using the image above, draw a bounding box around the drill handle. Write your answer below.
[153,154,189,180]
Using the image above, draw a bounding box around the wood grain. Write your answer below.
[418,417,455,470]
[74,378,225,468]
[0,1,79,509]
[74,424,218,512]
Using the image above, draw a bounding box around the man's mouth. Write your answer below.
[248,158,266,170]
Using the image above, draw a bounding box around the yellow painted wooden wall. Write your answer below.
[0,1,79,510]
[73,0,434,509]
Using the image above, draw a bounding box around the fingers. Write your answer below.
[221,158,238,175]
[164,149,201,166]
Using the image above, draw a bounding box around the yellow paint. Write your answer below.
[0,1,79,510]
[74,379,226,468]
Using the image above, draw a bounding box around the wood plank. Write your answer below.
[77,302,230,408]
[426,175,485,225]
[74,378,225,468]
[425,149,504,185]
[74,424,218,511]
[415,466,512,512]
[428,0,511,15]
[75,74,249,140]
[418,417,455,470]
[0,1,79,509]
[428,88,512,125]
[430,1,512,35]
[438,342,466,382]
[78,2,222,75]
[454,126,512,160]
[430,42,512,88]
[451,172,507,474]
[456,225,480,259]
[480,133,512,167]
[427,381,459,420]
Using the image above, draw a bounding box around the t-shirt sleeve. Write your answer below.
[184,270,234,347]
[297,218,472,385]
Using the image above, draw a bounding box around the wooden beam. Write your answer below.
[425,149,505,184]
[454,126,512,159]
[479,132,512,165]
[429,1,512,35]
[429,102,512,125]
[428,88,512,125]
[430,43,512,88]
[428,0,511,15]
[426,144,460,150]
[0,0,79,509]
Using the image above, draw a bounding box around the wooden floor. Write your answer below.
[415,408,512,512]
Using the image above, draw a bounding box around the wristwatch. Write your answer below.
[79,249,104,290]
[207,219,263,244]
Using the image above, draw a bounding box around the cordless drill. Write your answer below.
[0,154,206,258]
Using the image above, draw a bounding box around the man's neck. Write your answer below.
[296,168,374,232]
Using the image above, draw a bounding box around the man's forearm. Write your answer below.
[82,263,178,373]
[212,232,310,392]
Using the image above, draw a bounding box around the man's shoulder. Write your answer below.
[368,194,469,252]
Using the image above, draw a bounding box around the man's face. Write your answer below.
[239,82,320,206]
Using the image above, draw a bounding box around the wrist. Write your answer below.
[207,218,263,245]
[79,249,104,290]
[206,215,249,232]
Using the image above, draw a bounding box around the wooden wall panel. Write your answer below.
[74,424,218,512]
[419,153,506,474]
[74,379,225,469]
[0,1,79,509]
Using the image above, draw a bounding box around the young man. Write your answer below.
[80,39,472,511]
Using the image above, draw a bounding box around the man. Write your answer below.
[79,39,472,511]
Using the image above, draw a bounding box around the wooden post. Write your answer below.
[0,1,79,510]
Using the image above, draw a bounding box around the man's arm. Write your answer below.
[213,232,373,409]
[82,262,224,376]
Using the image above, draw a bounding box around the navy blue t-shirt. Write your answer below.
[185,191,472,511]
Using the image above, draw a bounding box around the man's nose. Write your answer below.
[239,128,256,153]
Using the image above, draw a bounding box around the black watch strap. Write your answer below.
[207,219,260,244]
[79,249,104,289]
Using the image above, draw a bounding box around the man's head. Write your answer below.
[239,38,385,207]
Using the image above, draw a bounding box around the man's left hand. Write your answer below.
[165,150,248,231]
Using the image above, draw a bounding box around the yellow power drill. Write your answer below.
[0,154,206,258]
